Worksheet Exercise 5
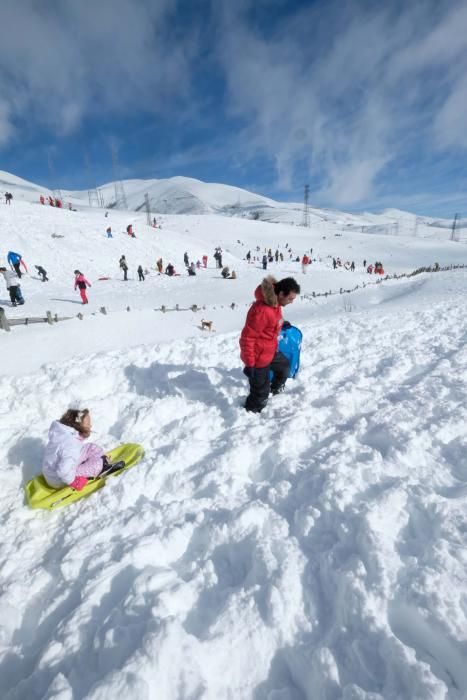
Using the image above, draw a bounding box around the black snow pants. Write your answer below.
[244,351,289,413]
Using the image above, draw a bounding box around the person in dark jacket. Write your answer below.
[262,254,268,270]
[119,255,128,281]
[137,265,145,281]
[240,276,300,413]
[165,263,175,276]
[35,265,49,281]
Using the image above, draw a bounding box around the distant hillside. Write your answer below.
[0,169,456,233]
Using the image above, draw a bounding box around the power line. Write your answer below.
[301,184,310,227]
[111,144,128,210]
[47,150,63,202]
[451,213,459,241]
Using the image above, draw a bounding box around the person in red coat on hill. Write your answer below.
[240,276,300,413]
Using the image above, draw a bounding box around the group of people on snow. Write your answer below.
[40,272,301,495]
[367,261,385,274]
[0,251,28,306]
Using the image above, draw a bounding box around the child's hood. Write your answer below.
[48,420,80,443]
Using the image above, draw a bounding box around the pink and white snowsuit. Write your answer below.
[42,421,104,488]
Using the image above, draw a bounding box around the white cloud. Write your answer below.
[0,101,14,146]
[0,0,195,140]
[213,0,467,205]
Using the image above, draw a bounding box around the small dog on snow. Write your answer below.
[201,319,213,331]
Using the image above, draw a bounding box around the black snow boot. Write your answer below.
[270,383,286,396]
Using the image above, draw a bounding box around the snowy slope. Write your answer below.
[1,196,467,699]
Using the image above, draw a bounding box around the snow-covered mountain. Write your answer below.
[0,169,457,232]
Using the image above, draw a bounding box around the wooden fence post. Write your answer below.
[0,308,10,332]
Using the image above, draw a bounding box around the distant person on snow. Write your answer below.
[165,263,175,276]
[5,192,13,204]
[106,227,112,238]
[156,257,163,273]
[184,252,189,267]
[0,266,25,306]
[119,255,129,281]
[221,266,231,279]
[35,265,49,281]
[39,195,45,205]
[7,251,27,278]
[202,255,208,268]
[262,254,268,270]
[74,270,91,304]
[301,254,309,273]
[126,224,135,238]
[188,262,196,276]
[42,408,109,491]
[137,265,145,281]
[240,276,300,413]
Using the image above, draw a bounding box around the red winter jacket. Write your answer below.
[239,276,283,368]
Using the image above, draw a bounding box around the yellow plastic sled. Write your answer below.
[25,443,145,511]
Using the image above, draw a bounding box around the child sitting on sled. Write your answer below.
[42,408,118,491]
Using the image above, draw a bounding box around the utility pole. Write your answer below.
[451,213,459,241]
[84,151,103,208]
[144,193,151,226]
[47,150,63,202]
[111,144,128,210]
[301,184,310,227]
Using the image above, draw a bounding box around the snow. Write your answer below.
[1,180,467,699]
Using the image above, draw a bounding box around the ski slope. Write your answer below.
[1,194,467,699]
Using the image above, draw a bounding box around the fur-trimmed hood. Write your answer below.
[254,276,278,307]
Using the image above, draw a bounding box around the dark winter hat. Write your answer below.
[74,269,80,274]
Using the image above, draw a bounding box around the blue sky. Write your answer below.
[1,0,467,217]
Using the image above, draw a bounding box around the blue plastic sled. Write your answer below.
[272,323,303,379]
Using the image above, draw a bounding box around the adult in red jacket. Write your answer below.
[240,276,300,413]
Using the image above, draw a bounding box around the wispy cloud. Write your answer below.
[212,0,467,205]
[0,0,196,144]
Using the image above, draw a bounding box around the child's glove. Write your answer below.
[69,476,88,491]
